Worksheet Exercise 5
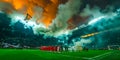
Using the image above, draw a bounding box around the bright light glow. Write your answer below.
[117,9,120,12]
[33,23,46,29]
[0,11,4,13]
[14,15,37,27]
[54,30,71,37]
[88,16,106,25]
[15,16,23,20]
[25,21,36,27]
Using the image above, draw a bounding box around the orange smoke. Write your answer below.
[1,0,26,10]
[31,0,68,27]
[13,0,25,10]
[0,0,68,27]
[32,0,59,27]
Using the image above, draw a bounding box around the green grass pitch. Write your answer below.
[0,49,120,60]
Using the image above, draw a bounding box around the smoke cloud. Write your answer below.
[0,0,120,48]
[49,0,82,35]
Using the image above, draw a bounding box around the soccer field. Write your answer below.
[0,49,119,60]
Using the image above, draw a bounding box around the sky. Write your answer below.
[0,0,120,48]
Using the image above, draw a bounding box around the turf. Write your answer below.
[0,49,119,60]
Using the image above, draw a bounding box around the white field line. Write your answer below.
[57,54,91,60]
[87,52,113,60]
[58,54,91,59]
[59,54,82,58]
[57,52,113,60]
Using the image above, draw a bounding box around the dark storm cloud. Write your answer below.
[67,0,120,47]
[68,15,120,48]
[0,13,11,38]
[0,13,58,47]
[0,0,120,47]
[0,13,34,38]
[80,0,120,13]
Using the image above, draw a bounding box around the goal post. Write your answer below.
[108,45,120,50]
